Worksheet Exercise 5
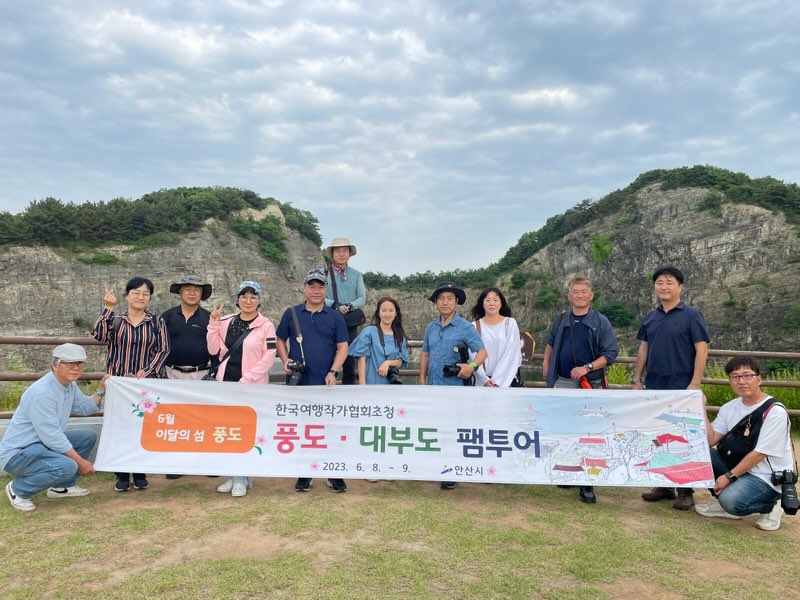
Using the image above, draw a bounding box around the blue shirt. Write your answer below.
[0,372,99,470]
[422,313,485,386]
[637,301,710,390]
[324,265,366,309]
[276,303,349,385]
[349,325,409,385]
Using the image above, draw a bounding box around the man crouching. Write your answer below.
[2,344,108,511]
[695,356,794,531]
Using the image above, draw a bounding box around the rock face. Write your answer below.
[0,218,324,371]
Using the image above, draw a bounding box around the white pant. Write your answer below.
[164,366,209,381]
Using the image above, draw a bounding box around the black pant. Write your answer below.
[342,326,360,385]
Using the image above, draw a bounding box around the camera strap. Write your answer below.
[764,405,799,475]
[208,325,253,379]
[289,305,306,363]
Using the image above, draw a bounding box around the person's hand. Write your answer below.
[210,303,224,321]
[325,372,337,386]
[484,379,498,387]
[282,360,293,375]
[713,474,731,495]
[76,458,95,477]
[103,288,116,310]
[457,363,474,379]
[97,374,111,393]
[377,361,391,377]
[135,369,147,379]
[686,383,701,390]
[338,304,350,314]
[632,381,644,390]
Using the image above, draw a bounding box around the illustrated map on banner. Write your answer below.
[94,377,715,487]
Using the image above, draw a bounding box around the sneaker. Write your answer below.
[132,476,149,490]
[295,478,312,492]
[6,482,36,512]
[755,502,783,531]
[47,485,91,498]
[114,476,130,492]
[165,474,183,480]
[216,478,234,493]
[366,479,379,483]
[641,487,676,502]
[440,481,457,490]
[327,479,347,493]
[694,498,742,520]
[231,478,249,497]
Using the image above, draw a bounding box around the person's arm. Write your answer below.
[350,272,366,309]
[712,450,767,495]
[459,348,487,379]
[632,341,647,389]
[569,355,609,381]
[276,338,292,374]
[419,351,429,385]
[688,340,708,389]
[357,356,367,385]
[206,303,225,356]
[489,319,523,387]
[542,344,553,379]
[72,374,110,415]
[139,315,170,378]
[326,341,349,386]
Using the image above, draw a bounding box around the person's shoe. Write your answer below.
[694,498,742,519]
[132,476,149,490]
[295,478,312,492]
[557,485,575,489]
[165,474,183,480]
[755,501,783,531]
[216,478,234,493]
[641,487,676,502]
[579,486,596,504]
[231,477,249,497]
[327,479,347,493]
[114,476,130,492]
[366,479,379,483]
[47,485,91,498]
[672,488,695,510]
[6,482,36,512]
[440,481,457,490]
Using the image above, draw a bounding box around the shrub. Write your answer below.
[589,233,613,263]
[510,271,531,290]
[595,300,636,328]
[77,252,119,265]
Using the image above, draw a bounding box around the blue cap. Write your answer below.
[237,280,262,296]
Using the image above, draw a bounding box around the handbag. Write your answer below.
[716,398,778,470]
[328,267,366,327]
[202,326,253,381]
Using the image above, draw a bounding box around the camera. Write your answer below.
[442,345,474,386]
[442,364,462,377]
[386,366,403,385]
[286,360,307,386]
[771,470,799,515]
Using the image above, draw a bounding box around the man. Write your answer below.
[634,265,710,509]
[160,275,214,480]
[695,357,793,531]
[276,268,349,493]
[419,282,487,490]
[2,344,108,511]
[324,237,366,385]
[541,276,618,504]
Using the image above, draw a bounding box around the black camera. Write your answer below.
[442,364,462,377]
[386,366,402,385]
[287,360,307,386]
[442,345,474,386]
[771,470,799,515]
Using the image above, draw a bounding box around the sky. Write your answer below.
[1,1,798,275]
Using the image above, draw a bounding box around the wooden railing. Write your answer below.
[2,336,799,417]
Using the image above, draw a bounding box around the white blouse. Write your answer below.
[471,317,522,387]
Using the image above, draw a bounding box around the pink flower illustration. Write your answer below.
[138,389,149,398]
[138,399,156,413]
[256,434,266,445]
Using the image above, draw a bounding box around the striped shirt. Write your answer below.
[92,308,170,377]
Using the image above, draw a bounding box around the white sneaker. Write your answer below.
[47,485,91,498]
[216,477,233,493]
[694,498,742,520]
[231,477,249,497]
[6,482,36,512]
[755,501,783,531]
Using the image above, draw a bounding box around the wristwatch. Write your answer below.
[725,471,737,482]
[585,362,594,371]
[328,369,339,379]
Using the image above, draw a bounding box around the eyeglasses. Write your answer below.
[728,373,758,382]
[128,291,151,298]
[60,361,86,369]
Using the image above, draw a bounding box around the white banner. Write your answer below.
[94,377,714,487]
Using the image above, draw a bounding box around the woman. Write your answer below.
[92,276,170,493]
[470,287,522,388]
[207,280,277,497]
[349,297,409,385]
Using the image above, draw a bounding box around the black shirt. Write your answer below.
[161,305,212,367]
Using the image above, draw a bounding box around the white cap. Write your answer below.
[52,343,87,362]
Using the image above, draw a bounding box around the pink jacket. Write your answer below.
[207,313,277,384]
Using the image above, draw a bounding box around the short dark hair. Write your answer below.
[471,287,512,319]
[125,276,154,295]
[724,356,761,376]
[652,265,684,284]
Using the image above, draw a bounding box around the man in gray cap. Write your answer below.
[1,344,108,511]
[161,275,214,381]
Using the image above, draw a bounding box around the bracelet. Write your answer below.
[95,390,106,398]
[468,360,478,369]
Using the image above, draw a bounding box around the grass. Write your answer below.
[1,473,799,599]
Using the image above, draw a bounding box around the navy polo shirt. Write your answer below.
[276,303,348,385]
[637,301,710,390]
[161,305,212,367]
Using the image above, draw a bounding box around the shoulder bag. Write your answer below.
[328,267,366,328]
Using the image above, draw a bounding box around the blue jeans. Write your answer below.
[710,447,779,516]
[4,429,96,498]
